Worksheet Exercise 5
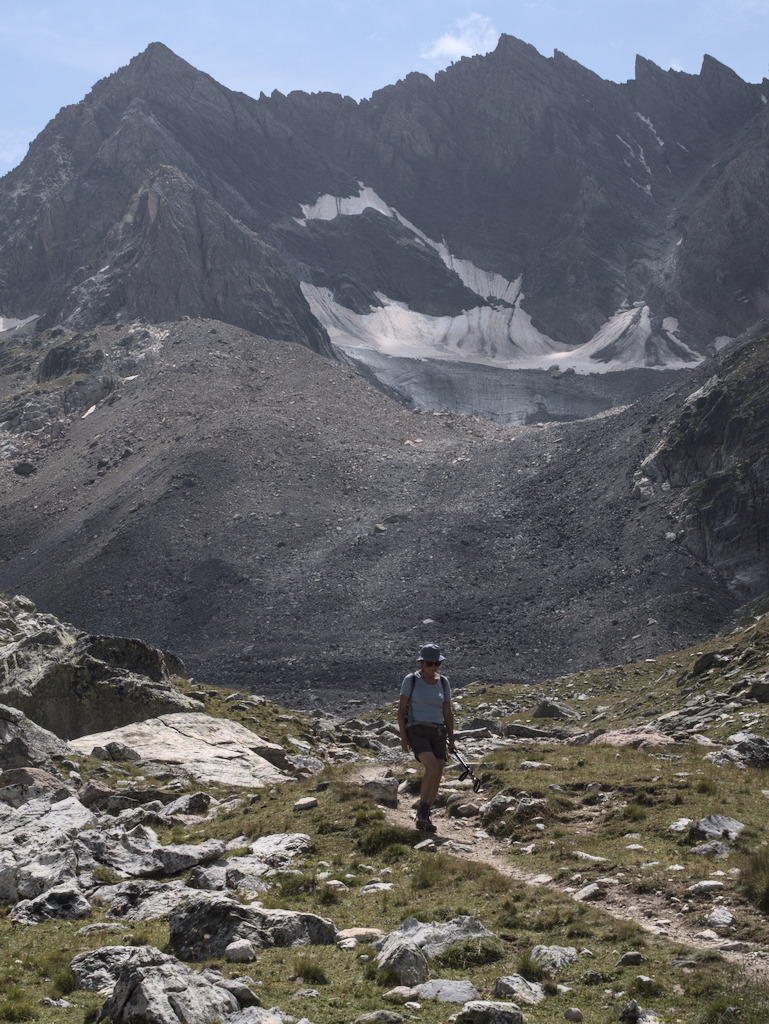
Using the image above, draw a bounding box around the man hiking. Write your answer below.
[398,643,455,833]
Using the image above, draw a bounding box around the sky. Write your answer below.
[1,0,768,177]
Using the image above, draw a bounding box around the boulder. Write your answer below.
[70,946,139,993]
[375,916,496,959]
[530,944,578,972]
[416,979,480,1002]
[0,703,75,770]
[104,880,193,921]
[98,946,240,1024]
[0,795,96,902]
[454,1001,524,1024]
[0,767,71,807]
[362,776,399,807]
[689,815,745,842]
[70,714,292,788]
[0,632,195,740]
[10,884,91,923]
[168,892,337,960]
[78,824,225,877]
[492,975,546,1005]
[532,699,578,721]
[376,938,429,986]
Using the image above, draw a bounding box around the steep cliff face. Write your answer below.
[640,328,769,596]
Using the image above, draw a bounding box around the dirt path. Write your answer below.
[349,765,769,979]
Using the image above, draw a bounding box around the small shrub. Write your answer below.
[317,885,340,906]
[358,824,414,855]
[50,969,75,996]
[433,936,506,969]
[696,777,718,796]
[515,949,545,983]
[0,988,38,1023]
[91,865,122,885]
[622,802,647,822]
[739,848,769,913]
[292,956,329,985]
[275,871,316,897]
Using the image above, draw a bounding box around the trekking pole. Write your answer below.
[452,747,482,793]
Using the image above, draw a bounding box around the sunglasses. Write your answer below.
[423,660,442,666]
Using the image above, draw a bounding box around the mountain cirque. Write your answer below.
[1,317,767,709]
[1,37,769,419]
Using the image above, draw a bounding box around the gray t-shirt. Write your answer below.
[401,672,451,726]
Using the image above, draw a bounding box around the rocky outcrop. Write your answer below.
[168,893,338,959]
[69,713,293,788]
[0,703,75,770]
[0,595,198,739]
[640,330,769,596]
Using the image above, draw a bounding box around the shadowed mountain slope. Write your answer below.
[2,320,767,708]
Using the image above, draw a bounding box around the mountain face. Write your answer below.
[1,315,765,708]
[1,40,768,419]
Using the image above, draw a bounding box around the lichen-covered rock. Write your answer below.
[0,703,75,771]
[0,628,194,740]
[376,938,429,986]
[168,892,337,960]
[454,1000,523,1024]
[10,884,91,924]
[98,946,240,1024]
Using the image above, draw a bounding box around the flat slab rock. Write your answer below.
[70,713,292,788]
[376,916,496,958]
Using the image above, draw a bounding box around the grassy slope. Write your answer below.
[4,622,769,1023]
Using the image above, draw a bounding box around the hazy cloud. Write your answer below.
[421,13,499,64]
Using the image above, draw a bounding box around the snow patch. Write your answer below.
[636,113,665,147]
[302,285,702,374]
[714,335,734,351]
[299,184,522,304]
[0,315,40,339]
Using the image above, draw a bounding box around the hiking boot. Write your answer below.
[423,811,438,834]
[415,801,434,832]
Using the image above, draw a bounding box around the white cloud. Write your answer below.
[420,13,499,64]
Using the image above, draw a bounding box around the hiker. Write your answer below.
[398,643,455,833]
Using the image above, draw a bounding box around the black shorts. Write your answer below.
[407,723,448,761]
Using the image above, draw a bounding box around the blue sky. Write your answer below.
[2,0,768,177]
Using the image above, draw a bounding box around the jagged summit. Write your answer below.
[1,35,768,415]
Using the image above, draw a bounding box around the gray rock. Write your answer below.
[502,724,554,739]
[0,795,96,902]
[0,767,71,807]
[226,1010,283,1024]
[532,699,578,721]
[70,946,138,993]
[168,892,337,960]
[564,1010,583,1023]
[690,815,745,841]
[454,1001,524,1024]
[71,714,292,789]
[98,946,240,1024]
[574,882,605,902]
[706,907,735,932]
[416,979,480,1003]
[0,702,75,771]
[691,840,732,858]
[78,824,225,877]
[10,884,91,923]
[376,939,429,986]
[492,975,546,1005]
[105,880,193,921]
[362,776,399,808]
[160,791,211,817]
[376,916,495,959]
[353,1013,404,1024]
[530,944,578,972]
[615,951,645,967]
[225,939,257,963]
[0,633,193,740]
[189,864,228,890]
